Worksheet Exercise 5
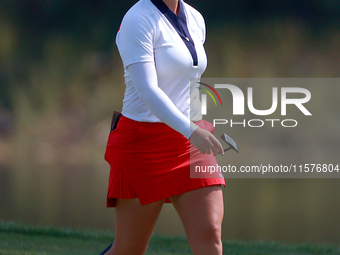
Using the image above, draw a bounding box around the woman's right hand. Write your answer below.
[190,127,224,156]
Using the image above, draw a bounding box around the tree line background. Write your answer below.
[1,0,340,111]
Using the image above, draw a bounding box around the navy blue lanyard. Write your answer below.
[150,0,198,66]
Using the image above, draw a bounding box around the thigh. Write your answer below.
[113,198,165,251]
[169,186,224,247]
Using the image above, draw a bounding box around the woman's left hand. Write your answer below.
[189,127,224,156]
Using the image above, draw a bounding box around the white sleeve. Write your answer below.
[127,62,199,139]
[116,11,155,68]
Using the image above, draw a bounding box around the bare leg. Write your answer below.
[170,185,224,255]
[105,198,165,255]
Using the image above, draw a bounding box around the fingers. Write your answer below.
[202,138,223,156]
[211,137,224,156]
[202,148,210,154]
[197,147,206,155]
[190,128,225,156]
[207,143,217,155]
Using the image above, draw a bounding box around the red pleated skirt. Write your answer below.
[104,115,226,207]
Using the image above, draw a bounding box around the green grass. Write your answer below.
[0,221,339,255]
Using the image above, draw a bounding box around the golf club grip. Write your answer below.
[110,111,122,133]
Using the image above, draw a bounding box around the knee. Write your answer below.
[192,222,222,248]
[200,223,222,244]
[188,223,223,255]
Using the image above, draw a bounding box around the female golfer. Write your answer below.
[102,0,226,254]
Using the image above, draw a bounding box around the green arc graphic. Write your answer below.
[197,87,217,106]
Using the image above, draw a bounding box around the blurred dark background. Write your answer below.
[1,0,340,111]
[1,0,340,245]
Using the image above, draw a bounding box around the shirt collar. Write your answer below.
[150,0,198,66]
[150,0,187,34]
[150,0,185,16]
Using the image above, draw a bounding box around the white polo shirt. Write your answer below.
[116,0,207,134]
